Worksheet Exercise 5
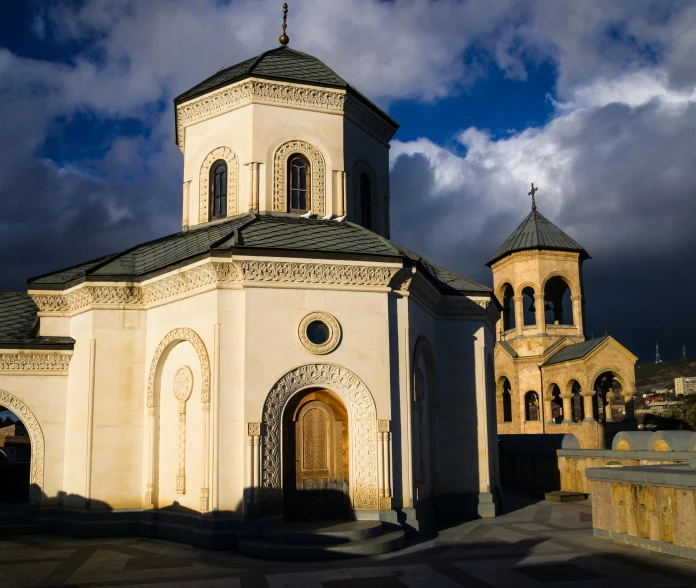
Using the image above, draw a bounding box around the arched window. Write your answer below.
[360,173,372,228]
[550,384,563,423]
[209,160,227,220]
[525,391,539,421]
[288,154,311,213]
[502,384,512,422]
[501,284,515,331]
[522,286,537,326]
[571,380,584,422]
[544,276,573,326]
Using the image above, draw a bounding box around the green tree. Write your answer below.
[665,396,696,431]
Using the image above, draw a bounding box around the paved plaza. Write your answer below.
[2,496,696,588]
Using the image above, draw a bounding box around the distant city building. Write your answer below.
[675,377,696,395]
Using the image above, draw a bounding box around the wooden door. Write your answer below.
[287,398,346,520]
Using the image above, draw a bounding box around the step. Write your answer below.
[544,490,589,502]
[263,520,383,545]
[0,522,39,535]
[238,529,406,560]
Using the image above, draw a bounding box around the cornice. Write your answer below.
[0,351,72,372]
[30,260,401,314]
[175,78,397,150]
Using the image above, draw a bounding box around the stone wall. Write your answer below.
[587,461,696,560]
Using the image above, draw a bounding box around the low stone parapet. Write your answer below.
[586,462,696,560]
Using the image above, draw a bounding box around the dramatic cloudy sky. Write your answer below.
[1,0,694,364]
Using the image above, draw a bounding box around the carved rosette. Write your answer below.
[173,366,194,402]
[353,160,379,230]
[261,364,379,513]
[0,390,44,505]
[147,328,210,409]
[273,140,326,215]
[297,312,341,355]
[199,147,239,222]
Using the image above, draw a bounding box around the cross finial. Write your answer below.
[279,3,289,46]
[528,183,538,210]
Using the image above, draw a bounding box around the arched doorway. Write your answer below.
[282,389,349,520]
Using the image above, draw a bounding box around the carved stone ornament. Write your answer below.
[240,260,397,286]
[0,390,44,505]
[176,80,347,150]
[147,328,210,409]
[31,261,399,314]
[344,96,397,146]
[0,352,72,372]
[297,312,341,355]
[173,366,194,402]
[199,146,239,222]
[248,422,261,436]
[261,364,379,513]
[273,140,326,215]
[353,160,379,230]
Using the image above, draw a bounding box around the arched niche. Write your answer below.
[144,328,210,510]
[353,160,378,231]
[412,336,438,498]
[0,390,44,506]
[544,275,573,326]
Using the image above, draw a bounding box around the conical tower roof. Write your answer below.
[486,208,589,267]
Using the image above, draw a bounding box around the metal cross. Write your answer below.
[528,183,538,210]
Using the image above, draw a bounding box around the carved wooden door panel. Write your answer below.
[292,400,344,519]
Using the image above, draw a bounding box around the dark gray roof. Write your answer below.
[498,341,518,358]
[175,46,347,104]
[542,336,608,366]
[487,208,589,267]
[0,292,73,349]
[26,213,491,298]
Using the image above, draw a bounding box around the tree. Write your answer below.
[665,396,696,431]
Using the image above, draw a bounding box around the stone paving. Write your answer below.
[2,496,696,588]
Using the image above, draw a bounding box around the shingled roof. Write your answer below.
[542,336,608,366]
[0,292,73,349]
[175,46,348,104]
[26,213,491,298]
[486,208,589,267]
[173,45,398,146]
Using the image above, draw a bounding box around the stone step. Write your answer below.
[0,522,39,535]
[237,529,406,560]
[263,520,384,545]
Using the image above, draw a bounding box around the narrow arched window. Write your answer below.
[360,173,372,228]
[288,155,310,213]
[525,391,539,421]
[209,160,227,220]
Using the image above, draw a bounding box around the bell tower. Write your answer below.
[487,184,590,358]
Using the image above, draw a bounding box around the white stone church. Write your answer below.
[0,24,500,549]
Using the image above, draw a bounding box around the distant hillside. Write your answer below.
[635,357,696,395]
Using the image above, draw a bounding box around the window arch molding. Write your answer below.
[541,272,578,297]
[353,160,378,231]
[199,146,239,223]
[273,140,326,215]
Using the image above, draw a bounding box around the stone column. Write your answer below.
[248,162,261,211]
[582,391,596,421]
[182,181,191,230]
[544,396,554,424]
[535,293,546,333]
[571,295,584,333]
[200,402,210,512]
[378,420,392,510]
[245,422,262,518]
[176,402,187,493]
[561,394,573,422]
[604,390,614,422]
[514,295,524,336]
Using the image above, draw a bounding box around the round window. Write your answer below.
[306,320,330,345]
[298,312,341,355]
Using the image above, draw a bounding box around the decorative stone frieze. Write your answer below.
[261,364,379,513]
[0,390,44,505]
[273,140,326,215]
[176,80,347,150]
[344,96,397,146]
[239,260,397,286]
[199,147,239,222]
[0,352,72,372]
[31,261,402,315]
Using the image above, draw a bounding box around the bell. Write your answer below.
[544,301,552,311]
[528,301,535,312]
